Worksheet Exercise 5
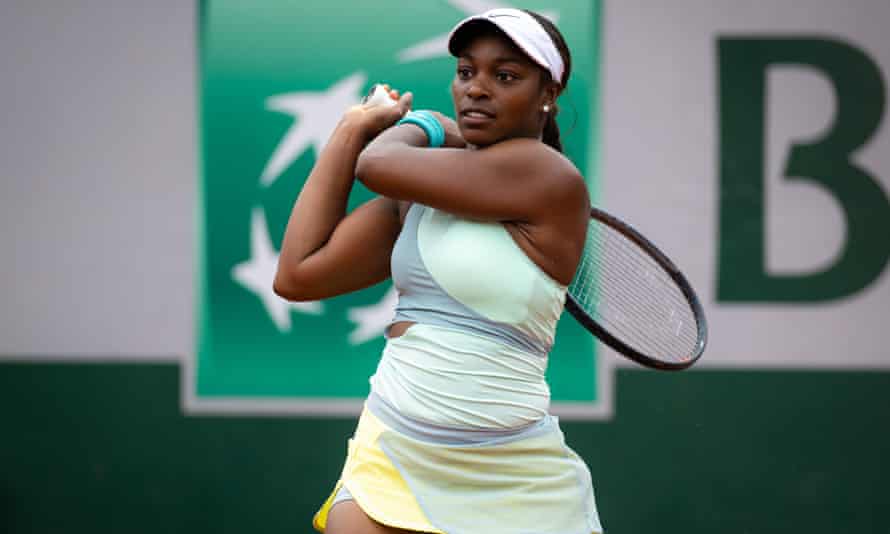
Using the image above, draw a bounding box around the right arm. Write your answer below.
[273,91,412,301]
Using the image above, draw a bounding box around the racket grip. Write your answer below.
[363,84,398,108]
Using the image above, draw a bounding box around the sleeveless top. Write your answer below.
[390,203,566,355]
[348,207,605,534]
[369,204,568,430]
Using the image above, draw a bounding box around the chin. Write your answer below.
[459,128,499,148]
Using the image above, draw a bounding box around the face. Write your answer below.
[451,31,556,148]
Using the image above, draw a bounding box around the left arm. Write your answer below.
[356,122,583,223]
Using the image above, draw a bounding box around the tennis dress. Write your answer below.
[313,204,603,534]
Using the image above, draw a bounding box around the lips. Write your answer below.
[460,107,495,119]
[459,107,496,127]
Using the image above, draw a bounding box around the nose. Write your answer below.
[465,77,490,100]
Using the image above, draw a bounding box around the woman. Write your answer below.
[274,8,603,534]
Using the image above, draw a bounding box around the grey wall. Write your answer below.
[1,1,196,359]
[600,0,890,369]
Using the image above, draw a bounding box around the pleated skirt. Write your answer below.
[313,404,603,534]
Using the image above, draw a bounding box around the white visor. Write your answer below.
[447,8,564,85]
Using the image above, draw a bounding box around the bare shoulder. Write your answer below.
[490,140,589,283]
[490,138,583,181]
[488,138,589,211]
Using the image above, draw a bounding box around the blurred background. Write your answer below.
[2,1,888,533]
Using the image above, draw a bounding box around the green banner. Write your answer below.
[194,0,603,415]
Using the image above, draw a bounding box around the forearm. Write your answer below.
[276,119,368,279]
[356,124,429,189]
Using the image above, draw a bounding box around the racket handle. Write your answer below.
[363,84,398,108]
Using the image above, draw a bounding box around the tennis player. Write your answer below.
[274,8,603,534]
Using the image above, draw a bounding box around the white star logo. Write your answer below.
[346,286,399,345]
[396,1,559,63]
[232,208,323,332]
[259,72,368,187]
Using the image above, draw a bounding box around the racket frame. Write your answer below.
[565,207,708,371]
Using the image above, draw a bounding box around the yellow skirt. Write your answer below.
[313,406,603,534]
[313,407,444,533]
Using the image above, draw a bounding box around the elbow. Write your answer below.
[273,269,313,302]
[355,146,388,193]
[272,271,297,300]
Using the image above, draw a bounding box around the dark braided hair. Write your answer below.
[524,10,572,153]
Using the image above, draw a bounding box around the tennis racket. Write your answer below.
[565,207,708,370]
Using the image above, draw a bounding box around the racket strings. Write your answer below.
[580,247,697,356]
[575,256,693,358]
[574,230,678,320]
[569,221,699,362]
[589,235,683,320]
[572,255,696,360]
[584,245,697,357]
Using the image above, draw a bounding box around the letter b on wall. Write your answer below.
[718,37,890,302]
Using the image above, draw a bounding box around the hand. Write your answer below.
[343,85,413,141]
[429,111,466,149]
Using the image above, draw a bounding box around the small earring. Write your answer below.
[542,104,551,112]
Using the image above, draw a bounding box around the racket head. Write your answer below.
[565,207,708,371]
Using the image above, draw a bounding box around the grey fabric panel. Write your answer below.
[390,204,549,356]
[366,391,548,445]
[331,485,353,506]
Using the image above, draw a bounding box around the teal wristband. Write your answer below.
[396,110,445,148]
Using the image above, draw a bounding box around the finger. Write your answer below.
[397,92,413,115]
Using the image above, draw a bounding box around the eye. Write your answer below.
[456,66,473,80]
[496,71,518,82]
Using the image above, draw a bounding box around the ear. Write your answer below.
[541,80,560,109]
